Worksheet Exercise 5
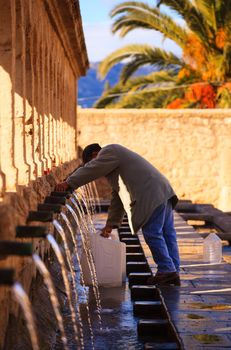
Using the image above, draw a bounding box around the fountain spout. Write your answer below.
[27,210,54,223]
[0,268,15,285]
[38,203,62,213]
[45,196,66,205]
[0,241,33,256]
[16,226,47,238]
[50,191,71,198]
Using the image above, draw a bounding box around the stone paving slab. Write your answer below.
[138,212,231,350]
[179,334,231,349]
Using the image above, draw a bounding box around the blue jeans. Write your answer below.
[142,200,180,273]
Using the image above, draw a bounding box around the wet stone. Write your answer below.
[126,245,143,253]
[120,223,130,228]
[133,301,166,318]
[128,272,152,287]
[176,227,195,232]
[131,285,160,301]
[172,317,219,334]
[127,261,150,274]
[119,227,132,232]
[119,232,134,239]
[80,284,144,350]
[126,253,146,262]
[121,237,140,245]
[179,333,231,349]
[138,319,171,338]
[144,342,180,350]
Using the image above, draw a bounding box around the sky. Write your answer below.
[79,0,182,63]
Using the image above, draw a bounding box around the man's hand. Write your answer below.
[100,225,112,238]
[55,181,69,192]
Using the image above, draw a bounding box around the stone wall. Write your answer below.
[77,109,231,211]
[0,0,88,195]
[0,0,88,347]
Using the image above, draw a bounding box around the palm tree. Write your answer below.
[95,0,231,109]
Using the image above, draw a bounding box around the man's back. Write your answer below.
[62,143,180,285]
[103,144,176,231]
[67,143,177,232]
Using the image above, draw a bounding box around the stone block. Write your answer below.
[127,262,150,274]
[126,253,146,262]
[131,285,160,301]
[134,301,165,317]
[129,272,152,287]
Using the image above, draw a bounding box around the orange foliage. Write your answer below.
[216,29,227,49]
[166,98,185,109]
[183,33,223,81]
[178,68,191,80]
[183,34,207,70]
[185,83,216,108]
[168,83,216,109]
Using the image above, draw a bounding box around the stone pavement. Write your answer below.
[138,212,231,349]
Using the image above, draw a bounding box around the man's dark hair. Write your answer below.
[82,143,101,164]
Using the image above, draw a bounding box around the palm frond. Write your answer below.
[216,0,231,27]
[98,45,184,81]
[94,83,126,108]
[124,70,177,90]
[217,85,231,108]
[157,0,211,45]
[95,75,187,109]
[105,86,184,108]
[223,43,231,77]
[193,0,217,31]
[114,90,169,108]
[110,2,187,47]
[110,1,155,17]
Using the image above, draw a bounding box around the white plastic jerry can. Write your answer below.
[81,229,126,287]
[203,233,222,263]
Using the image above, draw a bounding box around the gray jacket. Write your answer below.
[66,144,177,233]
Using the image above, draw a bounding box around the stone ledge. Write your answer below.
[78,108,231,119]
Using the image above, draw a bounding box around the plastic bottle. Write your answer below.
[203,233,222,263]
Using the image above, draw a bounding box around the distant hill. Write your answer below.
[78,62,153,108]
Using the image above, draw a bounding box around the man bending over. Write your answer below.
[56,143,180,286]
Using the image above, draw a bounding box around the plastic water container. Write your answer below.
[81,229,126,287]
[203,233,222,263]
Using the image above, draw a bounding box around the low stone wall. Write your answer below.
[77,109,231,211]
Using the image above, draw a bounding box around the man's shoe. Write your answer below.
[147,272,181,286]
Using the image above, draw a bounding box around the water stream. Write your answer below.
[47,234,80,348]
[68,196,103,330]
[87,182,98,214]
[83,185,95,215]
[52,220,84,349]
[73,193,97,238]
[32,254,68,350]
[61,209,95,348]
[12,282,40,350]
[7,179,143,350]
[92,181,101,213]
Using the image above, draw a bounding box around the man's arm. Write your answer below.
[102,190,125,237]
[65,146,119,189]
